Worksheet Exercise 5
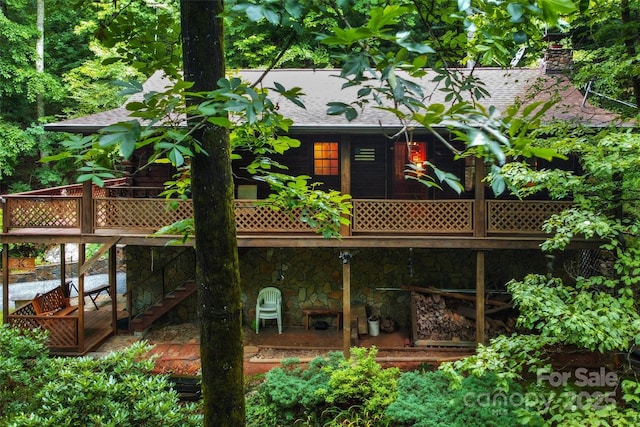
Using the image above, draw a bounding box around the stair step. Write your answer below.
[129,279,198,332]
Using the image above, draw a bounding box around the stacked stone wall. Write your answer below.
[126,246,549,331]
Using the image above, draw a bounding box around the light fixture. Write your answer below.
[339,250,352,264]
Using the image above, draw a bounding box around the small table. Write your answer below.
[302,309,342,330]
[69,282,111,310]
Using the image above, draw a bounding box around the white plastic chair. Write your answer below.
[256,287,282,334]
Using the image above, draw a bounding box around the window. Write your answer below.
[314,142,339,175]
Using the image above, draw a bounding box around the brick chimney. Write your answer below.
[541,46,573,75]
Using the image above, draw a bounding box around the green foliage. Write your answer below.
[247,348,399,426]
[258,173,352,238]
[249,350,527,427]
[0,325,202,426]
[247,352,342,426]
[92,0,182,79]
[570,0,640,116]
[508,274,640,352]
[517,382,640,427]
[444,125,640,425]
[386,370,523,427]
[0,326,49,416]
[0,121,38,180]
[61,45,143,117]
[322,347,399,417]
[440,333,555,391]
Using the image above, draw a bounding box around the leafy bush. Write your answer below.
[386,370,523,427]
[0,325,201,426]
[248,351,342,426]
[516,381,640,426]
[247,347,399,426]
[321,347,399,418]
[248,347,527,427]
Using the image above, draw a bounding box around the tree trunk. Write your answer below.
[180,1,245,426]
[36,0,46,157]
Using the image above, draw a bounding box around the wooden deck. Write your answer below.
[49,308,128,356]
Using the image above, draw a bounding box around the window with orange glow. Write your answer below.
[313,142,339,175]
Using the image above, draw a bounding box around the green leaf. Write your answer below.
[327,102,350,115]
[245,5,264,22]
[457,0,471,12]
[263,7,280,25]
[507,3,524,22]
[513,31,528,44]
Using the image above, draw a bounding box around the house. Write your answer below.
[1,48,616,355]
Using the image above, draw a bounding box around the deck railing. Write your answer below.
[352,200,473,234]
[487,200,572,234]
[1,187,571,237]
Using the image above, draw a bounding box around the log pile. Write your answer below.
[412,291,517,342]
[414,293,475,341]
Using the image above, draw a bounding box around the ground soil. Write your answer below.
[93,322,613,378]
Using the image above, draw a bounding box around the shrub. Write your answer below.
[386,370,523,427]
[321,346,399,418]
[249,351,343,426]
[0,325,202,426]
[247,347,399,426]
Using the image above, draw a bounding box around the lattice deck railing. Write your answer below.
[2,193,572,236]
[9,304,79,350]
[352,200,474,234]
[4,196,81,228]
[235,201,314,233]
[94,198,193,229]
[487,200,572,234]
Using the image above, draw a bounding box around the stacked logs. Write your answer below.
[414,293,475,341]
[413,291,517,341]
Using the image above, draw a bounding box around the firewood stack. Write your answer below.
[413,292,517,341]
[414,293,475,341]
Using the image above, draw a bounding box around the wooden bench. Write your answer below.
[32,286,77,317]
[302,308,342,330]
[10,289,80,348]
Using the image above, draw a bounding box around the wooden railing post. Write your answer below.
[475,250,486,345]
[473,157,486,237]
[81,180,93,233]
[340,137,352,237]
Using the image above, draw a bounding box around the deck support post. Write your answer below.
[475,250,486,345]
[109,244,118,334]
[78,243,85,352]
[342,251,351,358]
[340,136,351,237]
[60,244,66,287]
[2,243,8,323]
[474,156,486,237]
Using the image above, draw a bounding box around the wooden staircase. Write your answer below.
[130,280,198,332]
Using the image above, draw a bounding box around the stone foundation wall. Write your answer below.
[126,246,549,331]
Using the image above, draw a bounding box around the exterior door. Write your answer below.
[350,139,387,198]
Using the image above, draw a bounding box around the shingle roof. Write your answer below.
[45,67,622,133]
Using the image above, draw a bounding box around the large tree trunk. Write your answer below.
[180,1,245,426]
